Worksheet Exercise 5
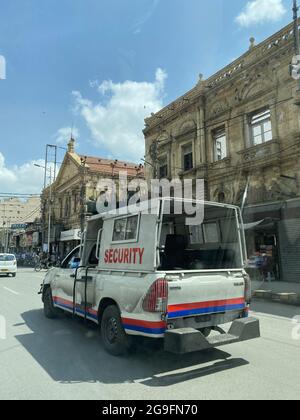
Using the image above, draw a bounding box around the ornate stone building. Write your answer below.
[144,21,300,282]
[41,139,144,256]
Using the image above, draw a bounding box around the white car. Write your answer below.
[0,254,17,277]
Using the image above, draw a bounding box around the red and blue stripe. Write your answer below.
[122,318,167,335]
[53,296,98,321]
[167,297,245,319]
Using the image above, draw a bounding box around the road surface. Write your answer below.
[0,269,300,400]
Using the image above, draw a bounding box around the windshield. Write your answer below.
[0,255,15,262]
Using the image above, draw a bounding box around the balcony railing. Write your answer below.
[237,139,280,166]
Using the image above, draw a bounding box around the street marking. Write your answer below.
[3,287,19,296]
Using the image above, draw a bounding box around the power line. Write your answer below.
[0,192,41,197]
[146,95,300,173]
[149,95,295,148]
[17,206,41,224]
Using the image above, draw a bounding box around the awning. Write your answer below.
[60,229,81,242]
[243,220,265,230]
[243,218,278,231]
[243,202,282,222]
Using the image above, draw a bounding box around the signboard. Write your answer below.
[60,229,81,242]
[32,232,40,245]
[11,224,28,230]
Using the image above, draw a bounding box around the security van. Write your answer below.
[40,198,260,356]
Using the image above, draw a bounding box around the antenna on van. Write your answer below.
[241,176,250,214]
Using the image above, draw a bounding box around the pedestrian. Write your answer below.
[260,253,272,282]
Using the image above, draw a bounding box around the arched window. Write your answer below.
[218,192,225,203]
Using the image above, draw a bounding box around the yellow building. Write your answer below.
[41,139,144,256]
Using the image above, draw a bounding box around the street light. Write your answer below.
[35,164,53,254]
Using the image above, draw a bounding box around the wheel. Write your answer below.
[35,264,42,272]
[101,305,132,356]
[12,273,16,278]
[43,287,59,319]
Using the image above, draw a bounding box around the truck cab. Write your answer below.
[41,198,260,356]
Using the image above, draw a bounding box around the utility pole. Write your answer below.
[47,166,52,255]
[80,157,87,235]
[44,144,66,187]
[35,163,53,254]
[293,0,300,90]
[293,0,300,54]
[4,218,11,254]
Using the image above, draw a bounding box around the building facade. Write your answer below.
[41,139,144,257]
[0,197,41,253]
[144,21,300,282]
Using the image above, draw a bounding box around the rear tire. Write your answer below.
[44,287,59,319]
[101,305,132,356]
[12,273,16,278]
[35,264,42,272]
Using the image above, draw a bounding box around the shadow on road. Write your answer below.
[16,309,249,386]
[251,300,300,319]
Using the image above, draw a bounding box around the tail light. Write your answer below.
[142,278,168,313]
[243,272,252,303]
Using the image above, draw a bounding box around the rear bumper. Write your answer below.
[0,269,16,274]
[164,317,260,354]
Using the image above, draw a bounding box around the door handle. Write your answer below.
[70,274,76,278]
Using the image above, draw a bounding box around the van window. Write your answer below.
[158,204,242,271]
[88,244,99,266]
[112,215,139,242]
[203,222,220,243]
[61,247,81,269]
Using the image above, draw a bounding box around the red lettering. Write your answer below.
[133,248,138,264]
[118,249,124,264]
[113,249,118,264]
[104,248,145,265]
[123,249,129,263]
[138,248,145,264]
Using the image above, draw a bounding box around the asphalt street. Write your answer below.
[0,268,300,400]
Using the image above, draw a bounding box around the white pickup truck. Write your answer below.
[40,198,260,356]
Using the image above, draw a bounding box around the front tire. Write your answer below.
[44,287,59,319]
[101,305,132,356]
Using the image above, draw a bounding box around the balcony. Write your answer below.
[237,139,280,169]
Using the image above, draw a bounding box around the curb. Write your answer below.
[252,290,300,306]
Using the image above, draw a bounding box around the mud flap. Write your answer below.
[164,317,260,354]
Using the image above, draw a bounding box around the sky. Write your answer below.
[0,0,294,194]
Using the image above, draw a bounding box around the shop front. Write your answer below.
[243,199,300,283]
[60,229,81,258]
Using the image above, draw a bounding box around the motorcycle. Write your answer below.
[34,260,53,272]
